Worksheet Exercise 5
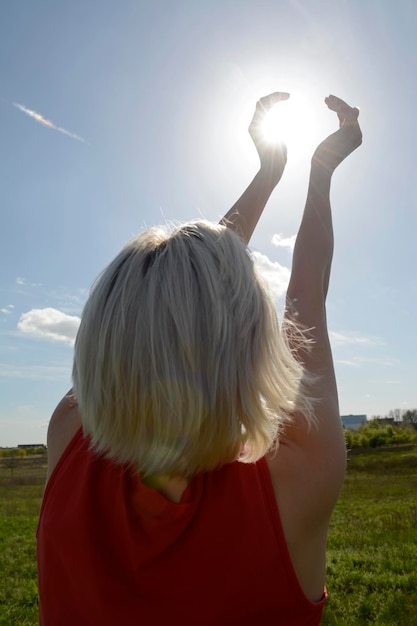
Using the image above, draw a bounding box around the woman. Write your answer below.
[37,93,362,625]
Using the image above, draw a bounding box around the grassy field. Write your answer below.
[323,445,417,625]
[0,447,416,625]
[0,455,46,625]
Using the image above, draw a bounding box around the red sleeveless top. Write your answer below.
[37,428,326,625]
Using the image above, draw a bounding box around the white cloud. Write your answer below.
[47,287,88,315]
[334,359,360,367]
[17,308,80,345]
[329,331,384,348]
[15,277,41,287]
[331,331,395,369]
[0,305,14,315]
[335,356,398,368]
[251,251,290,304]
[272,233,296,251]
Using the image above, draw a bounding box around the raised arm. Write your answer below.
[281,96,361,462]
[288,96,362,308]
[220,93,289,244]
[266,96,362,602]
[285,96,362,418]
[280,94,362,485]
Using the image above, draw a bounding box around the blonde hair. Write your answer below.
[73,221,314,478]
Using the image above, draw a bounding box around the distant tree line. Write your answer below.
[1,411,416,456]
[0,446,47,458]
[394,408,417,426]
[345,409,417,450]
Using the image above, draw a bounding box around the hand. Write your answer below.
[312,95,362,173]
[248,92,289,184]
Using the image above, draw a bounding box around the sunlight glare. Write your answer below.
[262,93,319,159]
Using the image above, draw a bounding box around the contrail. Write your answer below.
[11,101,89,144]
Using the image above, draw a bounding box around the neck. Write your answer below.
[143,474,190,503]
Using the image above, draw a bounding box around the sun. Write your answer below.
[261,92,321,160]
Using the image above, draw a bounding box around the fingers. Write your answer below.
[325,95,349,111]
[249,92,290,136]
[249,92,361,139]
[325,95,360,127]
[257,92,290,112]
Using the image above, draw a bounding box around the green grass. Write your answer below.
[0,456,46,625]
[1,448,416,624]
[322,446,417,625]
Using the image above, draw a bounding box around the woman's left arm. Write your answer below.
[46,389,81,482]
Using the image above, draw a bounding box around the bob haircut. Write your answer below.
[73,220,315,479]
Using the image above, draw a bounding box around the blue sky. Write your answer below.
[1,0,416,446]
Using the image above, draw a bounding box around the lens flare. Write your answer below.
[262,93,318,158]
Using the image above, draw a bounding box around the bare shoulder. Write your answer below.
[265,413,346,601]
[265,310,347,600]
[266,410,346,529]
[46,389,82,483]
[278,295,347,522]
[266,324,347,533]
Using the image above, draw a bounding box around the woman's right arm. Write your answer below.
[266,96,362,600]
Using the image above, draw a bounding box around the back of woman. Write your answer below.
[37,93,362,625]
[38,426,326,625]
